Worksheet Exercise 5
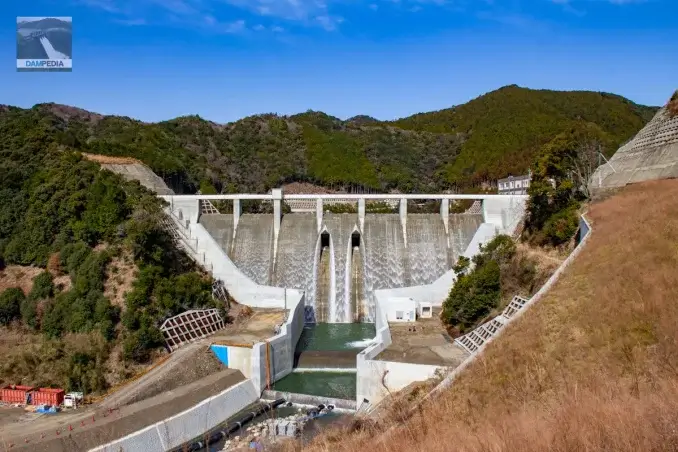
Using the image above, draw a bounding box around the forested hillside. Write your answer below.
[0,85,657,195]
[391,85,658,186]
[0,107,217,394]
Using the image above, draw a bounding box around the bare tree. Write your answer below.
[566,141,602,199]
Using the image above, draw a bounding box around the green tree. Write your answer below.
[442,260,501,332]
[0,288,24,325]
[523,124,604,246]
[29,271,54,300]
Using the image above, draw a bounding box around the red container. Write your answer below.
[1,385,34,404]
[30,388,65,406]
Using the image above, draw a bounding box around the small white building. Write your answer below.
[385,297,417,322]
[417,301,433,319]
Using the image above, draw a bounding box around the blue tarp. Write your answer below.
[210,345,229,366]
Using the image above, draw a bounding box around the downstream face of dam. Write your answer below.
[199,207,483,323]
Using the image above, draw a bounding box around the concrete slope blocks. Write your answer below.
[590,104,678,196]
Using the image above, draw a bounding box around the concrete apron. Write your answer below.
[262,390,357,412]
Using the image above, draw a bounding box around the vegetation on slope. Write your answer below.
[440,121,603,335]
[284,178,678,452]
[441,235,562,335]
[0,85,656,195]
[391,85,657,187]
[0,108,218,393]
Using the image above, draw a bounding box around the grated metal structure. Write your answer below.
[160,309,225,351]
[199,199,220,215]
[464,200,483,215]
[454,295,529,354]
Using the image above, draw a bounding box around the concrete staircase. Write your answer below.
[454,295,529,354]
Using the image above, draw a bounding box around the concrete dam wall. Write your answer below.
[199,211,483,324]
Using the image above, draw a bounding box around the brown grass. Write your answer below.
[80,152,143,165]
[285,179,678,452]
[0,266,43,294]
[103,249,137,312]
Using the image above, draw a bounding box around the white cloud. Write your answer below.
[75,0,460,33]
[113,17,147,25]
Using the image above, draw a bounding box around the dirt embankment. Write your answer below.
[281,179,678,452]
[99,343,223,409]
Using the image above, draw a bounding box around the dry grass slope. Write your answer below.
[288,179,678,452]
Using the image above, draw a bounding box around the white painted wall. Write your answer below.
[385,298,417,322]
[358,360,444,406]
[89,379,259,452]
[211,345,253,379]
[482,196,526,236]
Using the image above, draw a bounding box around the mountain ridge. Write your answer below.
[1,85,659,194]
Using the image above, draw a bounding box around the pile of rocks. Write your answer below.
[219,404,335,451]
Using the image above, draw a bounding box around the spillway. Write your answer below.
[351,246,367,322]
[198,214,234,255]
[322,214,359,323]
[315,243,331,323]
[230,214,274,285]
[448,214,484,265]
[198,209,485,324]
[406,214,449,286]
[274,214,318,312]
[362,214,407,291]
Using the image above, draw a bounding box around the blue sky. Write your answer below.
[2,0,677,123]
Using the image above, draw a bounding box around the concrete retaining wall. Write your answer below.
[210,345,253,379]
[261,390,357,411]
[89,379,259,452]
[357,361,443,407]
[250,294,305,393]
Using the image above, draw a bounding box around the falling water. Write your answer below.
[274,214,318,313]
[315,244,331,323]
[322,214,359,323]
[200,209,485,325]
[362,214,407,290]
[448,214,484,265]
[351,246,367,322]
[230,214,274,285]
[198,214,234,255]
[406,214,449,286]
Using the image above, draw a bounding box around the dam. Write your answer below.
[165,191,525,324]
